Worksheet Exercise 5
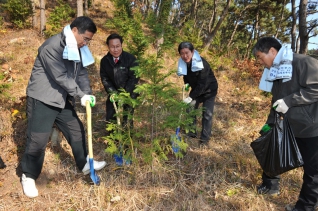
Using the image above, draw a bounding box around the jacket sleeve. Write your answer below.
[124,56,139,98]
[266,100,276,125]
[189,59,211,99]
[76,65,92,95]
[39,45,86,98]
[183,77,189,84]
[100,58,117,94]
[284,56,318,107]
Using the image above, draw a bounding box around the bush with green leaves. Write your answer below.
[44,0,75,38]
[104,53,202,163]
[103,0,204,164]
[2,0,33,28]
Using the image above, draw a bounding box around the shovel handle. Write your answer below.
[112,101,121,126]
[86,101,93,159]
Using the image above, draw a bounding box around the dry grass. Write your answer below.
[0,1,305,211]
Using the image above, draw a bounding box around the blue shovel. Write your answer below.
[171,84,189,153]
[86,101,100,185]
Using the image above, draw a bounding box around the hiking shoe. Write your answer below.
[21,174,38,198]
[82,156,106,175]
[257,184,280,196]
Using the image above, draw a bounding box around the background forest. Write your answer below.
[0,0,318,210]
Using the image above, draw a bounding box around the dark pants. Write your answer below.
[21,97,87,180]
[261,172,280,190]
[191,95,216,142]
[263,136,318,211]
[106,97,134,127]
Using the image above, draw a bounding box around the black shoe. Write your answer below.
[187,132,197,138]
[199,140,209,146]
[257,184,280,196]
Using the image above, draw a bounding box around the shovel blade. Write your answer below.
[171,134,181,153]
[89,158,100,185]
[171,127,181,153]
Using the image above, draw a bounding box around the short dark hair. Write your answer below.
[70,16,97,34]
[106,33,123,45]
[252,37,282,57]
[178,42,194,53]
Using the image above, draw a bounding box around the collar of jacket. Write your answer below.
[59,31,67,49]
[106,51,124,60]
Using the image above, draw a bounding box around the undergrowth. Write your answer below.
[0,0,305,210]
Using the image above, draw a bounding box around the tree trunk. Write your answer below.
[254,0,260,42]
[208,0,217,33]
[291,0,297,52]
[154,0,160,18]
[191,0,198,26]
[77,0,84,17]
[299,0,308,54]
[84,0,89,15]
[274,0,286,38]
[227,5,251,48]
[40,0,46,35]
[203,0,231,51]
[296,35,300,53]
[31,0,37,28]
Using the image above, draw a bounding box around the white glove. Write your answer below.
[183,97,192,104]
[273,99,289,114]
[81,95,96,107]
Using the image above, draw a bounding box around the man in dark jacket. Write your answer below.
[253,37,318,211]
[21,16,106,198]
[100,33,139,128]
[177,42,218,145]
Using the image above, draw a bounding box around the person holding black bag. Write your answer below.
[253,37,318,211]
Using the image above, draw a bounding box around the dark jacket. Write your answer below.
[100,51,139,98]
[27,32,91,108]
[267,53,318,138]
[184,57,218,100]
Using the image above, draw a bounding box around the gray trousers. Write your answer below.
[21,97,87,180]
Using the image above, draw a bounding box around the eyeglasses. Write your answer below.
[109,45,122,50]
[80,34,92,45]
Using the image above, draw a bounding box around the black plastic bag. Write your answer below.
[250,112,304,177]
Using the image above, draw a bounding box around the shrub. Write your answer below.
[44,0,75,38]
[2,0,33,28]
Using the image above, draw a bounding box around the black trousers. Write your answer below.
[105,96,134,127]
[191,95,216,142]
[263,136,318,211]
[21,97,87,180]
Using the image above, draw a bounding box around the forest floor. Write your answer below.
[0,0,307,210]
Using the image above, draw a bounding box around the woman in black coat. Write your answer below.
[177,42,218,145]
